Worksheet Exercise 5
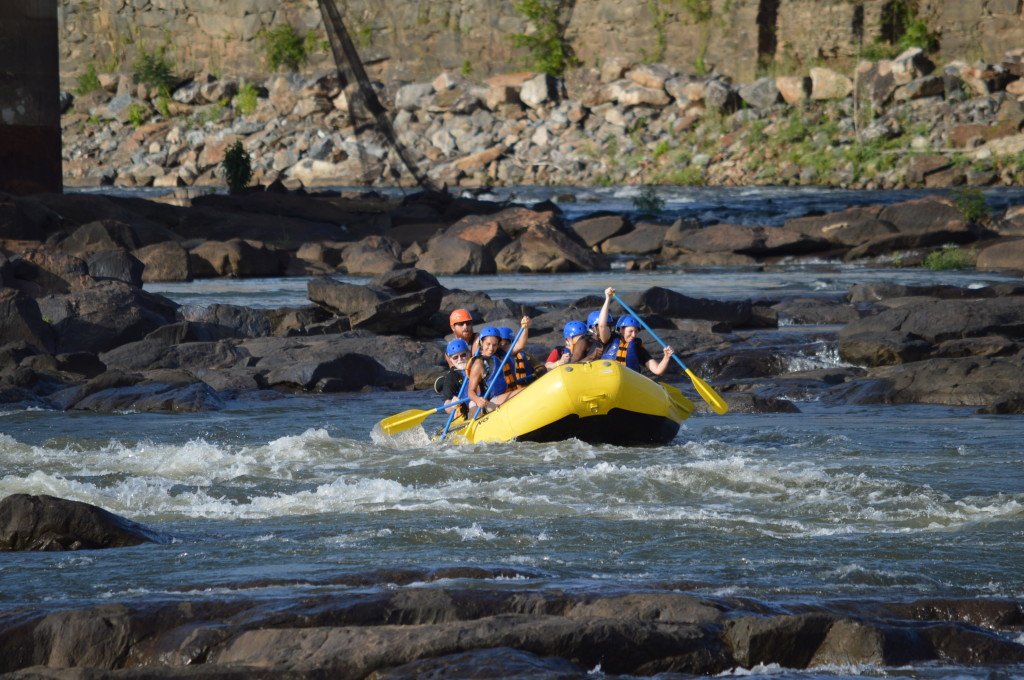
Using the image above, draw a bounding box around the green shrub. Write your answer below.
[262,24,313,71]
[511,0,577,77]
[133,47,176,94]
[951,186,989,224]
[222,141,253,194]
[233,82,260,116]
[75,64,102,96]
[632,186,665,214]
[666,166,705,186]
[155,95,171,118]
[460,59,473,77]
[127,102,150,128]
[924,244,972,271]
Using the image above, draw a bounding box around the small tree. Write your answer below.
[222,141,253,194]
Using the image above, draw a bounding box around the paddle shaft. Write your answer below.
[440,364,471,437]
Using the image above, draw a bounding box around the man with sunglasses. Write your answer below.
[436,339,471,416]
[446,308,479,368]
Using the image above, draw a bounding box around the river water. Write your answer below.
[3,187,1024,677]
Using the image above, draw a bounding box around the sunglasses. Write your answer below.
[453,321,472,327]
[449,352,469,360]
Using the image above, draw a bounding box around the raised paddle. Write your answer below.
[613,294,729,416]
[378,397,474,436]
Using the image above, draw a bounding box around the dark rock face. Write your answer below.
[0,288,55,352]
[0,494,163,551]
[179,304,272,339]
[629,286,759,328]
[60,220,141,257]
[72,380,224,412]
[870,357,1024,406]
[36,281,179,354]
[85,249,144,287]
[308,277,443,335]
[9,247,90,297]
[372,646,587,679]
[602,223,668,255]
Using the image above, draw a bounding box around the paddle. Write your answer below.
[613,294,729,415]
[378,396,473,436]
[468,323,527,422]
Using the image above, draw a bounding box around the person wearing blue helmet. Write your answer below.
[435,338,472,415]
[545,319,593,369]
[601,309,674,375]
[467,316,531,413]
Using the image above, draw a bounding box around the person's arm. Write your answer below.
[647,345,673,376]
[568,337,590,363]
[513,316,530,353]
[467,361,493,411]
[544,347,563,370]
[598,287,614,344]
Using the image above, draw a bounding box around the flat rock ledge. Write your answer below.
[1,582,1021,678]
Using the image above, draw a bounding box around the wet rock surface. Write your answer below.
[0,567,1020,677]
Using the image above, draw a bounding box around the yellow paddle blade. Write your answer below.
[378,408,435,436]
[685,368,729,415]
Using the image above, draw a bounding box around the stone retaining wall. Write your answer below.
[58,0,1024,87]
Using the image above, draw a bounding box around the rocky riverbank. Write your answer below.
[2,186,1024,415]
[2,494,1023,678]
[61,47,1024,191]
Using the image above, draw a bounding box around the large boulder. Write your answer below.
[0,494,163,551]
[495,225,609,273]
[870,356,1024,407]
[189,239,281,278]
[627,286,759,327]
[977,238,1024,271]
[781,206,895,248]
[341,236,404,275]
[601,223,668,255]
[84,249,144,287]
[570,214,631,248]
[416,236,495,275]
[133,241,192,282]
[72,380,224,412]
[59,220,141,257]
[9,247,90,297]
[0,288,55,352]
[35,281,178,354]
[308,277,443,334]
[838,297,1024,365]
[673,223,760,253]
[179,304,272,338]
[442,216,513,258]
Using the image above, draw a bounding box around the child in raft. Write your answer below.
[597,287,674,375]
[497,326,537,390]
[545,320,593,369]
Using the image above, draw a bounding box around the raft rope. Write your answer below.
[315,0,442,192]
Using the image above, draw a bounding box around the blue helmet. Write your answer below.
[498,326,515,341]
[586,310,601,328]
[446,338,470,356]
[616,315,639,330]
[479,326,501,340]
[563,320,587,339]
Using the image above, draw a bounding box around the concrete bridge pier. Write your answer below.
[0,0,62,196]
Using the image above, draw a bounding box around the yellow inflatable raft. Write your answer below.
[446,361,694,445]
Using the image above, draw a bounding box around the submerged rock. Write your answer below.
[0,494,163,551]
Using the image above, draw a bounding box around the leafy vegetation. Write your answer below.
[632,186,665,214]
[262,24,318,71]
[233,82,260,116]
[133,46,176,94]
[75,64,102,96]
[127,102,149,128]
[924,244,972,271]
[511,0,578,77]
[222,141,253,194]
[951,186,989,223]
[879,0,939,53]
